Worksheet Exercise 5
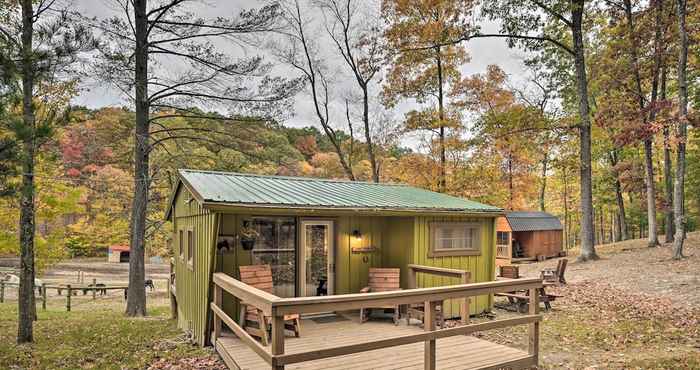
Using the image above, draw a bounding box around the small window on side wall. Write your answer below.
[187,229,194,268]
[429,222,481,257]
[497,231,510,246]
[178,230,184,259]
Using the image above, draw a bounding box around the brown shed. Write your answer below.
[495,211,563,266]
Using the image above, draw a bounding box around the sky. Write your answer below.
[72,0,530,149]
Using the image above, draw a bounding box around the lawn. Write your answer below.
[0,297,223,370]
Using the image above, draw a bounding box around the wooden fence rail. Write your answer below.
[210,269,543,370]
[0,280,128,311]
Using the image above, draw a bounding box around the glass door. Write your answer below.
[299,220,334,297]
[250,217,296,297]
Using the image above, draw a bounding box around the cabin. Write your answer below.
[166,170,543,370]
[495,211,564,266]
[107,245,130,263]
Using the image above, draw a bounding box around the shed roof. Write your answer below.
[505,211,563,232]
[109,245,130,252]
[167,169,501,217]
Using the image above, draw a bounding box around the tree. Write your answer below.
[620,0,660,248]
[672,0,689,259]
[382,0,475,192]
[473,0,600,261]
[318,0,383,182]
[93,0,299,316]
[273,0,357,181]
[0,0,93,343]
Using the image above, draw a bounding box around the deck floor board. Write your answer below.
[215,314,532,370]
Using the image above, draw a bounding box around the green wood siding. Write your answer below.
[172,186,497,346]
[406,215,495,318]
[172,185,220,346]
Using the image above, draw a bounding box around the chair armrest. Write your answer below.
[360,287,371,293]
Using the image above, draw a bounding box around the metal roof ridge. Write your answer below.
[178,168,410,186]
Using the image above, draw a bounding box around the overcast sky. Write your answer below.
[72,0,531,149]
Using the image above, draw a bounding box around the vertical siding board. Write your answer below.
[409,215,496,317]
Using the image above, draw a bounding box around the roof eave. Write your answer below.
[164,171,207,221]
[201,200,505,217]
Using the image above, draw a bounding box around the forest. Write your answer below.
[0,0,697,346]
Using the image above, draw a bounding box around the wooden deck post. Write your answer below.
[92,279,97,300]
[528,287,540,364]
[424,300,437,370]
[271,311,285,370]
[213,284,222,343]
[460,273,470,325]
[408,268,417,290]
[66,285,72,312]
[42,284,47,310]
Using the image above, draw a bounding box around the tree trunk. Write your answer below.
[436,50,446,192]
[17,0,36,344]
[508,153,514,210]
[661,63,675,243]
[571,0,598,261]
[126,0,149,317]
[643,139,659,246]
[539,151,548,211]
[362,87,379,182]
[610,150,628,241]
[563,166,570,248]
[672,0,688,259]
[624,0,659,247]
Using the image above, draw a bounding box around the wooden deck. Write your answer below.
[214,314,533,370]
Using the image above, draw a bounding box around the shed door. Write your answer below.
[299,220,335,297]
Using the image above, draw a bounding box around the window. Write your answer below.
[187,229,194,268]
[178,230,184,259]
[497,231,510,246]
[250,217,296,297]
[429,222,481,257]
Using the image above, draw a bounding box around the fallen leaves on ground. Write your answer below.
[148,356,226,370]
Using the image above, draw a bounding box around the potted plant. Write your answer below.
[239,222,259,251]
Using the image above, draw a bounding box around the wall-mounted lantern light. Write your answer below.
[352,229,362,241]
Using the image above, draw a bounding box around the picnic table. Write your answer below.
[495,281,559,312]
[495,259,568,312]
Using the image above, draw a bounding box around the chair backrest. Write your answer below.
[556,259,568,284]
[368,268,400,292]
[239,265,274,294]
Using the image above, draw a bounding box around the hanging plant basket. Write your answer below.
[240,238,256,250]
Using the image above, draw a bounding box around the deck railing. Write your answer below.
[496,244,511,259]
[211,270,542,370]
[407,264,471,324]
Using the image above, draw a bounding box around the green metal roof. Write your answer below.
[175,169,501,214]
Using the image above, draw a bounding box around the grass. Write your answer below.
[0,298,215,370]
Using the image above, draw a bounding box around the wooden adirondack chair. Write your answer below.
[359,268,401,325]
[239,265,301,346]
[541,258,568,285]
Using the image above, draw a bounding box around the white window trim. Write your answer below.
[428,222,482,257]
[187,228,195,270]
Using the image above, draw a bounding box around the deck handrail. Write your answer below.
[211,271,542,370]
[407,264,471,324]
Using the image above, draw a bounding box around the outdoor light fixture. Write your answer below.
[352,229,362,241]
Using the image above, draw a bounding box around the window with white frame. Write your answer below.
[187,229,194,268]
[429,222,481,257]
[497,231,510,246]
[178,230,184,259]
